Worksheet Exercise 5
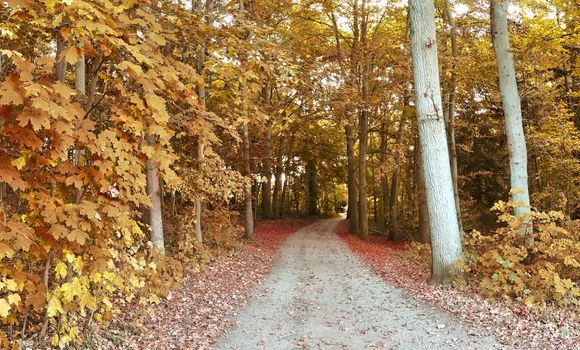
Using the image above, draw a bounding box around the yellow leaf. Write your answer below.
[51,335,59,347]
[102,296,112,309]
[55,262,68,279]
[0,298,11,317]
[62,46,80,65]
[47,296,63,317]
[4,279,18,291]
[7,293,21,306]
[79,293,97,312]
[10,157,26,170]
[53,81,74,99]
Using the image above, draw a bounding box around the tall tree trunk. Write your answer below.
[379,122,388,228]
[55,32,67,83]
[306,158,318,216]
[193,0,214,243]
[239,0,254,237]
[272,165,282,218]
[491,0,533,235]
[369,135,377,222]
[358,0,369,240]
[261,123,273,218]
[146,136,165,254]
[443,0,463,235]
[388,108,408,240]
[415,136,431,244]
[346,125,359,233]
[242,119,254,238]
[280,133,294,217]
[409,0,462,284]
[194,0,211,243]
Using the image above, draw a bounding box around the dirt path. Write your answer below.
[214,219,502,350]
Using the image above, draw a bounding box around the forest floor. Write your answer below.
[214,219,500,350]
[105,218,578,350]
[102,218,311,349]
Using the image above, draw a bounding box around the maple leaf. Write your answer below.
[4,125,43,149]
[8,220,34,251]
[55,262,68,279]
[53,81,74,99]
[61,46,81,65]
[49,224,68,239]
[68,229,89,245]
[7,293,21,306]
[0,242,15,259]
[25,292,46,311]
[0,73,24,105]
[47,296,63,318]
[10,156,26,170]
[17,109,51,131]
[0,298,10,318]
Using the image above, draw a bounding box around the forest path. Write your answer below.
[214,219,501,350]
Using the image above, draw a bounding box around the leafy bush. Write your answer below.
[462,201,579,307]
[404,201,579,307]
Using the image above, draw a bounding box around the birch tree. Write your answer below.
[409,0,462,284]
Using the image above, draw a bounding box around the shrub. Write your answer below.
[462,201,579,307]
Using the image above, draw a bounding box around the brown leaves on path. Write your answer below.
[337,220,579,350]
[110,218,311,349]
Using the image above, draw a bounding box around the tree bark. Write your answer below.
[443,0,463,234]
[146,136,165,254]
[357,0,369,240]
[272,165,282,218]
[409,0,462,284]
[55,32,67,83]
[388,107,408,240]
[415,136,431,244]
[261,123,273,218]
[379,122,388,228]
[346,124,359,233]
[242,120,254,238]
[306,158,318,216]
[490,0,533,234]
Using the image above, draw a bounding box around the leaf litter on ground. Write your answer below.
[336,220,579,350]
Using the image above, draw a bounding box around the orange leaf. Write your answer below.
[0,74,24,106]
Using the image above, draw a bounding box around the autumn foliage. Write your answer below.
[0,0,227,347]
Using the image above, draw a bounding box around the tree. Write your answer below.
[490,0,533,234]
[408,0,463,284]
[358,0,370,240]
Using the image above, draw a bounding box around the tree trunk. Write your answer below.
[306,158,318,216]
[379,122,388,228]
[443,0,463,235]
[193,0,214,243]
[242,119,254,237]
[357,0,369,240]
[272,165,282,218]
[146,136,165,254]
[280,134,294,217]
[415,137,431,244]
[491,0,532,234]
[55,32,67,83]
[388,109,408,240]
[346,124,359,234]
[261,124,273,218]
[194,140,204,242]
[409,0,462,284]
